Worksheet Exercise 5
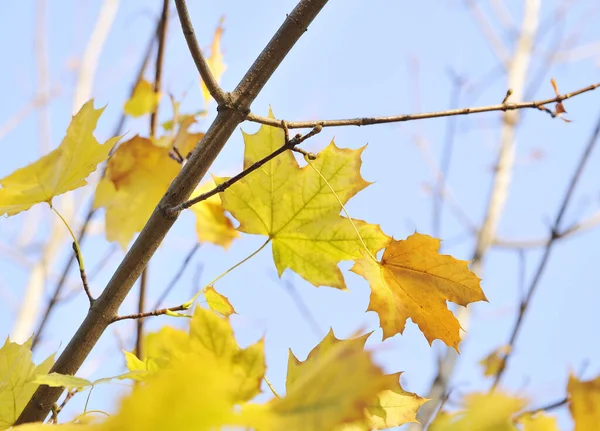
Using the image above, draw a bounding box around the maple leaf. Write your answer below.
[337,373,429,431]
[123,79,160,117]
[242,329,389,431]
[568,373,600,431]
[201,17,226,105]
[351,233,486,349]
[429,392,526,431]
[0,338,54,429]
[0,100,119,217]
[220,109,390,288]
[104,354,239,431]
[517,412,560,431]
[205,286,237,316]
[124,307,265,403]
[479,345,511,377]
[190,179,239,249]
[93,135,181,249]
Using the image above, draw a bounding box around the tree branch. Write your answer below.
[16,0,329,424]
[491,105,600,389]
[246,81,600,130]
[167,125,321,215]
[112,302,188,322]
[174,0,227,105]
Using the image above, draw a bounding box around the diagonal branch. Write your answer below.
[167,125,321,215]
[174,0,227,105]
[245,80,600,129]
[491,105,600,389]
[15,0,329,424]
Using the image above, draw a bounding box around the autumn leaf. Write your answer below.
[125,307,264,403]
[205,286,236,316]
[190,179,238,249]
[568,373,600,431]
[104,354,240,431]
[0,338,54,429]
[123,79,160,117]
[337,373,429,431]
[201,17,226,104]
[220,109,390,289]
[0,100,119,217]
[93,135,181,249]
[479,345,511,377]
[242,329,389,431]
[429,392,526,431]
[32,373,92,390]
[351,233,486,349]
[517,412,560,431]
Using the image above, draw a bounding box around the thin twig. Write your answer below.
[72,243,93,304]
[135,0,170,362]
[494,210,600,249]
[415,2,541,426]
[514,397,568,419]
[150,0,169,137]
[491,106,600,389]
[153,243,201,309]
[17,1,328,422]
[167,125,322,215]
[174,0,227,105]
[246,81,600,130]
[465,0,510,66]
[433,73,464,238]
[31,19,158,351]
[111,303,189,322]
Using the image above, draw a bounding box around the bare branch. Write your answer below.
[491,106,600,389]
[494,210,600,249]
[174,0,227,105]
[153,243,201,309]
[16,0,329,423]
[111,303,189,322]
[246,81,600,130]
[167,126,322,215]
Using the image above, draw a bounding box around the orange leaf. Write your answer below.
[352,233,486,349]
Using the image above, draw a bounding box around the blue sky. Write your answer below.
[1,1,600,429]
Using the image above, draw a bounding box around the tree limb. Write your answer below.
[15,0,329,424]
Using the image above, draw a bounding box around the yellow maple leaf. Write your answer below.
[0,100,119,217]
[190,179,238,249]
[568,373,600,431]
[351,233,486,349]
[337,373,429,431]
[93,135,181,249]
[123,79,160,117]
[220,109,390,288]
[201,17,226,104]
[125,307,265,403]
[429,392,526,431]
[205,286,237,316]
[517,412,560,431]
[104,354,239,431]
[242,329,389,431]
[479,345,511,377]
[0,338,54,429]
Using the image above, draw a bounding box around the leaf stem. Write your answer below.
[305,159,378,263]
[50,205,93,304]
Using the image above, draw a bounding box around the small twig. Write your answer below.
[502,88,513,104]
[50,389,77,424]
[111,303,189,322]
[150,0,170,137]
[135,268,148,358]
[166,125,322,215]
[491,106,600,389]
[514,397,568,420]
[494,210,600,249]
[31,19,158,351]
[72,242,93,305]
[153,243,201,309]
[174,0,227,105]
[246,81,600,130]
